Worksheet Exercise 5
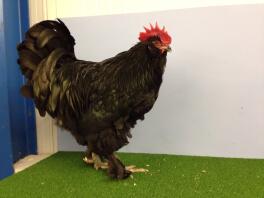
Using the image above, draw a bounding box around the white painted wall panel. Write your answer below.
[57,5,264,158]
[29,1,264,157]
[51,0,264,17]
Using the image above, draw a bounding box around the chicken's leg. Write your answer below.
[92,153,108,170]
[107,154,131,179]
[83,150,108,170]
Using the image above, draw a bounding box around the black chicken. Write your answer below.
[17,19,171,179]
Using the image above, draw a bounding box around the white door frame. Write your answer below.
[28,0,58,154]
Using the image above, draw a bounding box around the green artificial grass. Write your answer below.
[1,152,264,198]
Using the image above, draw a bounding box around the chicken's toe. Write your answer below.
[125,165,149,173]
[83,156,94,164]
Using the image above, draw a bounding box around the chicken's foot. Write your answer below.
[83,152,148,174]
[83,152,108,170]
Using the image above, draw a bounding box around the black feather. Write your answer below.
[37,28,59,48]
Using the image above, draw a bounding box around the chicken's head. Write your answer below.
[139,22,171,55]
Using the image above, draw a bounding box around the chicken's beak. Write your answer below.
[159,45,171,53]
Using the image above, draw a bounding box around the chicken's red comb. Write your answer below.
[139,22,171,44]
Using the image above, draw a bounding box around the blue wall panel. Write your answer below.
[0,0,14,180]
[19,0,37,157]
[3,0,37,162]
[0,0,36,180]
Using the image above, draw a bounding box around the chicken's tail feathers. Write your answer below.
[17,19,76,116]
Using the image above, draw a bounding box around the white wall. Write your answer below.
[57,4,264,158]
[29,1,264,157]
[41,0,264,18]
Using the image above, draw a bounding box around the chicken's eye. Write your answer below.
[152,40,163,49]
[152,40,161,45]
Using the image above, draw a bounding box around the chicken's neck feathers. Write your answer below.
[101,42,167,91]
